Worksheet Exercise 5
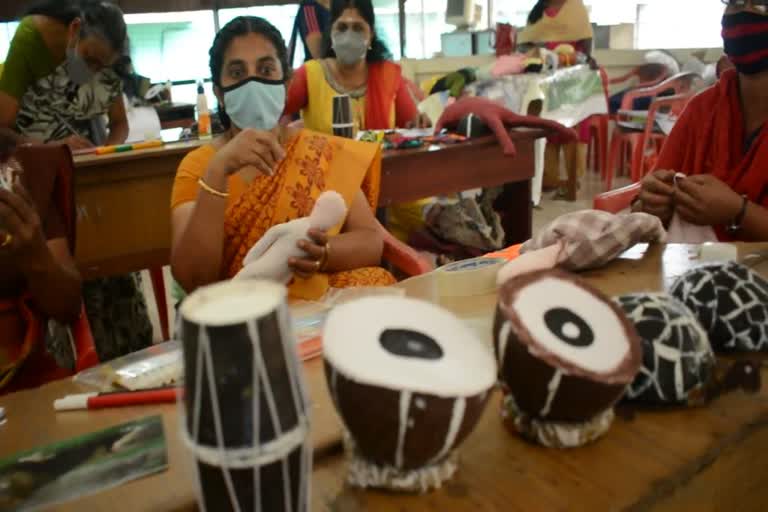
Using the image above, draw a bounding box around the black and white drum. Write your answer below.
[617,293,716,406]
[179,280,310,512]
[323,296,496,493]
[494,270,642,448]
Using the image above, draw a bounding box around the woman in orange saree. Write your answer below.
[171,16,394,301]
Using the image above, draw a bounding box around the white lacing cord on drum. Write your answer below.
[185,314,310,512]
[180,420,309,469]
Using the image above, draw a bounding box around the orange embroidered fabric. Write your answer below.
[171,129,391,301]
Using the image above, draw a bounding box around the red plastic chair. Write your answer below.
[608,63,670,89]
[587,64,670,178]
[634,93,693,179]
[605,73,700,191]
[587,67,611,177]
[593,183,641,213]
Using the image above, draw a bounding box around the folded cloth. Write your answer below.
[523,210,667,270]
[666,212,718,244]
[497,210,666,284]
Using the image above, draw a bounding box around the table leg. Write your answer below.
[495,179,533,246]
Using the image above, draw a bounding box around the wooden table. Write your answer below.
[72,131,542,279]
[3,244,767,511]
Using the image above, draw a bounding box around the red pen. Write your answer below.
[54,387,180,411]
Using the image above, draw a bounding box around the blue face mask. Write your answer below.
[66,35,95,85]
[222,77,286,131]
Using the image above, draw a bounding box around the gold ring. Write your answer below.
[0,233,11,248]
[313,259,322,272]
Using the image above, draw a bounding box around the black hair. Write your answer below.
[527,0,549,25]
[26,0,127,53]
[322,0,393,63]
[209,16,290,130]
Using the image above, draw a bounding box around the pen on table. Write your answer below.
[95,139,164,155]
[54,386,181,411]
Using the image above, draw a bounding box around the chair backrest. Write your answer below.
[609,63,669,87]
[593,183,642,213]
[14,144,77,253]
[620,72,702,111]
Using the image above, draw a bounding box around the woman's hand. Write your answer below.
[0,184,47,265]
[210,128,286,177]
[59,135,94,151]
[288,229,330,280]
[637,169,676,223]
[406,113,432,129]
[675,175,743,226]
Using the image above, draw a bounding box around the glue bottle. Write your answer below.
[196,80,212,140]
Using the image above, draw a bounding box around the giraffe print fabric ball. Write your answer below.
[670,262,768,352]
[617,293,716,405]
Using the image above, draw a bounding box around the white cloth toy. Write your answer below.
[235,190,348,283]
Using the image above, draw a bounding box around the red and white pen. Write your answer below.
[54,387,180,411]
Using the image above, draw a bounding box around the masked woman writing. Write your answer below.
[0,0,129,150]
[635,0,768,241]
[171,16,395,300]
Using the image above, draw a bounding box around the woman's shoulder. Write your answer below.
[370,60,403,74]
[682,71,733,118]
[177,144,218,177]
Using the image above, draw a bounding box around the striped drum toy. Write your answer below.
[179,280,311,512]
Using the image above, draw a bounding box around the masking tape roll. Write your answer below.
[436,257,506,298]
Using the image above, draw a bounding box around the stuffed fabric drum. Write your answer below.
[323,297,496,493]
[617,293,715,406]
[670,262,768,352]
[179,281,311,512]
[494,270,642,448]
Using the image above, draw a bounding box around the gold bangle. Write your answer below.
[318,241,331,272]
[198,177,229,198]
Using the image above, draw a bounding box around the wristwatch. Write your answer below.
[726,195,749,236]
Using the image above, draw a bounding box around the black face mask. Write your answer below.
[722,10,768,75]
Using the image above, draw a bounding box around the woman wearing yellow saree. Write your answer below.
[171,16,394,301]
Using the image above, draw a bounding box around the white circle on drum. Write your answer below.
[511,277,629,374]
[181,280,286,326]
[323,297,496,398]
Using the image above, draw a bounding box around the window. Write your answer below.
[403,0,454,59]
[0,22,20,63]
[218,5,305,68]
[125,11,216,83]
[635,1,723,49]
[124,11,216,106]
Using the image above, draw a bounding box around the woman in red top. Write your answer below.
[636,0,768,241]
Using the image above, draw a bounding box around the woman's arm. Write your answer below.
[171,129,285,293]
[0,187,81,323]
[170,166,229,293]
[21,237,82,323]
[327,190,384,270]
[105,94,129,145]
[288,190,383,277]
[0,93,20,131]
[394,76,420,128]
[740,202,768,241]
